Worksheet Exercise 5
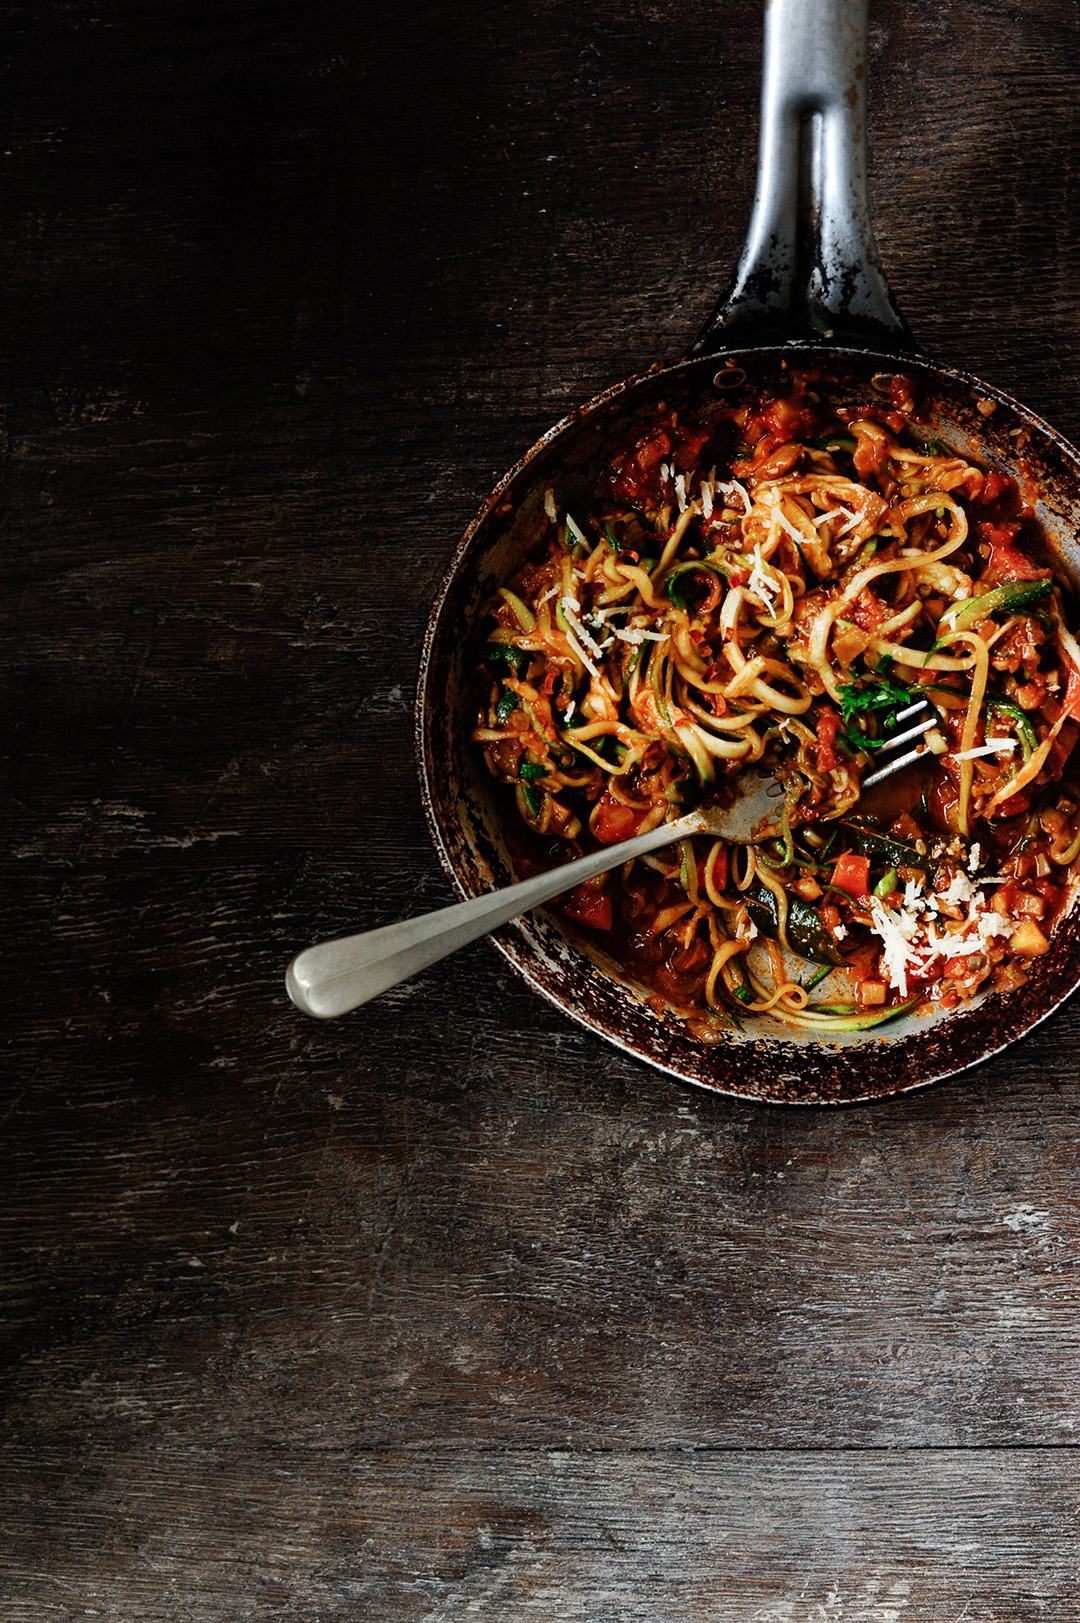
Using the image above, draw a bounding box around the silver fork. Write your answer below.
[286,697,938,1018]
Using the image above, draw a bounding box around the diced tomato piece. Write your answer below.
[1034,880,1066,926]
[759,393,820,446]
[750,441,806,481]
[890,812,924,845]
[562,883,613,932]
[604,416,711,504]
[591,791,647,844]
[994,790,1031,820]
[708,844,729,892]
[605,427,672,505]
[518,562,552,598]
[634,430,670,472]
[981,469,1011,507]
[1047,719,1079,777]
[976,520,1047,582]
[668,937,709,976]
[850,589,888,632]
[831,852,871,900]
[976,467,1034,519]
[671,425,711,471]
[816,708,841,774]
[889,376,916,414]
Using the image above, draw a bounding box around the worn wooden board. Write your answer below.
[6,1447,1080,1620]
[5,0,1080,1616]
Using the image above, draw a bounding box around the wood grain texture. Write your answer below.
[6,1448,1080,1620]
[4,0,1080,1617]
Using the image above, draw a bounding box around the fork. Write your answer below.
[286,697,938,1018]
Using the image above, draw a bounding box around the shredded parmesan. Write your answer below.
[748,545,780,614]
[942,870,977,907]
[774,508,810,548]
[952,738,1016,761]
[565,513,588,550]
[814,506,860,535]
[934,932,984,962]
[978,912,1012,944]
[558,596,603,676]
[869,896,919,997]
[867,861,1012,996]
[614,626,668,645]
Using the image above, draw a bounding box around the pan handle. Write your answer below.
[691,0,915,356]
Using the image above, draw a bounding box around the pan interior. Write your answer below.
[418,347,1080,1102]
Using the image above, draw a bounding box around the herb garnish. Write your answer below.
[838,668,914,754]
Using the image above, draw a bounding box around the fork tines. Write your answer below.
[860,696,939,789]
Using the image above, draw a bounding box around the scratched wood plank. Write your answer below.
[5,0,1080,1618]
[6,957,1080,1452]
[4,1446,1080,1620]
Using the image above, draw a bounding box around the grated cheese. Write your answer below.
[867,863,1013,997]
[935,929,989,962]
[952,738,1016,761]
[814,506,860,535]
[942,870,977,907]
[613,626,668,645]
[748,544,781,614]
[565,513,588,550]
[558,596,603,677]
[978,912,1012,944]
[774,508,810,548]
[869,895,920,998]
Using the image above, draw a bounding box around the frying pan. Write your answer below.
[415,0,1080,1104]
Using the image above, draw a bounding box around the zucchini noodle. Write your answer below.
[474,378,1080,1034]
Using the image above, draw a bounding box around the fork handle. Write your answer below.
[286,811,703,1019]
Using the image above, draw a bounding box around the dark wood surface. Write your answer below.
[6,1,1080,1617]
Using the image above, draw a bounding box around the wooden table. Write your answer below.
[6,1,1080,1615]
